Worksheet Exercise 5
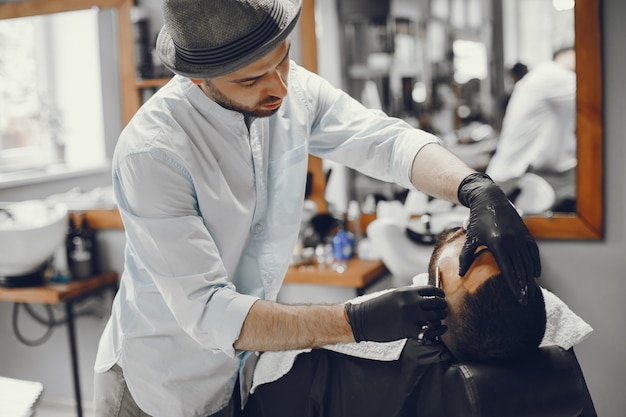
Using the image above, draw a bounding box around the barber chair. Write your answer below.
[443,345,597,417]
[245,346,596,417]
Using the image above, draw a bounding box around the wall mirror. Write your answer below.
[0,0,137,176]
[301,0,602,240]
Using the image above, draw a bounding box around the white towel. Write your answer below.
[251,349,309,392]
[251,274,593,391]
[539,287,594,349]
[251,338,408,393]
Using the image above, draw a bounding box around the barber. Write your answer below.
[93,0,540,416]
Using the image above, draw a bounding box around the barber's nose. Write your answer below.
[267,70,288,98]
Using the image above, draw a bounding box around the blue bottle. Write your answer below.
[332,215,354,273]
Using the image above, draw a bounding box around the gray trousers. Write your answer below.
[93,364,238,417]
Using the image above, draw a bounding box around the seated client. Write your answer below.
[430,226,546,363]
[243,227,546,417]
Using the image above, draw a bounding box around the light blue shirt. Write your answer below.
[95,62,438,417]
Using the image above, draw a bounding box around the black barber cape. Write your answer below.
[243,339,455,417]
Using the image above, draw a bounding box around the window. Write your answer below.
[453,40,488,85]
[0,9,106,176]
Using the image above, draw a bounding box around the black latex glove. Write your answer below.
[345,286,448,343]
[457,172,541,305]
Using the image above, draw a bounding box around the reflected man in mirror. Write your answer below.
[487,46,577,212]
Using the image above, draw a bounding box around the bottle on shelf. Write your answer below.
[332,213,355,273]
[66,214,97,280]
[347,199,363,243]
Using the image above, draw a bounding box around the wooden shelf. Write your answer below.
[0,272,118,305]
[284,258,386,289]
[70,209,123,230]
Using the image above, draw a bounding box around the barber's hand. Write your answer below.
[345,286,448,343]
[457,172,541,305]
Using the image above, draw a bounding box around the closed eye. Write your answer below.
[240,79,259,88]
[233,43,291,88]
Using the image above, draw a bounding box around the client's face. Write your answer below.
[428,228,500,303]
[427,227,500,353]
[427,228,545,361]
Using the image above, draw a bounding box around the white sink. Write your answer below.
[366,208,469,287]
[0,200,68,277]
[367,217,433,287]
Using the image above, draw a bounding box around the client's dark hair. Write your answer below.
[428,227,546,363]
[447,275,546,363]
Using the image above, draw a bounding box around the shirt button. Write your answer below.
[266,274,274,283]
[254,223,264,233]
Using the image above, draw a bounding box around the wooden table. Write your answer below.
[284,257,387,296]
[0,272,118,417]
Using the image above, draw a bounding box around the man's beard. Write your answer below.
[204,81,282,118]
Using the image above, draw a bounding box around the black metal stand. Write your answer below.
[65,300,83,417]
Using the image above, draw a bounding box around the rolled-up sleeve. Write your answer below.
[301,71,439,190]
[114,148,258,357]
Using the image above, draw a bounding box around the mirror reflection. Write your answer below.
[321,0,576,216]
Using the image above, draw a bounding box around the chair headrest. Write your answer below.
[443,346,585,417]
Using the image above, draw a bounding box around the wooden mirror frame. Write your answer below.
[524,0,604,239]
[300,0,604,239]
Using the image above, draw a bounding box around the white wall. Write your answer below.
[542,0,626,414]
